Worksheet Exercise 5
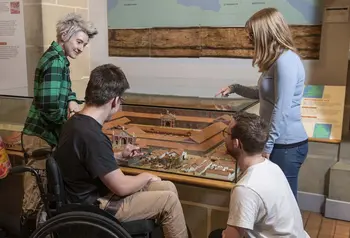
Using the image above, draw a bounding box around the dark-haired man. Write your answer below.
[209,112,309,238]
[54,64,188,238]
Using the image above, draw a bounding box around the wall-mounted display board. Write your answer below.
[107,0,323,59]
[301,85,346,143]
[0,0,28,95]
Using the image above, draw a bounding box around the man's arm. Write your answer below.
[35,59,67,124]
[101,169,155,197]
[223,186,263,237]
[85,138,158,197]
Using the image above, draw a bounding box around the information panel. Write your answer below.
[301,85,346,142]
[0,0,28,95]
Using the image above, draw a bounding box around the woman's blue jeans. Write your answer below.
[269,142,308,200]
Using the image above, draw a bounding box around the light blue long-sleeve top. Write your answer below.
[232,50,308,153]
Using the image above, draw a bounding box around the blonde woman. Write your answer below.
[217,8,308,200]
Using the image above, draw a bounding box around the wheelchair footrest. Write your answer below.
[121,219,157,235]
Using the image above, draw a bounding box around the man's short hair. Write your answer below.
[231,112,269,155]
[84,64,130,106]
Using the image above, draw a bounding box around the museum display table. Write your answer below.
[0,93,258,238]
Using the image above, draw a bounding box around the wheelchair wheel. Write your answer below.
[30,211,132,238]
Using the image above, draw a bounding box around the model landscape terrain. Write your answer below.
[102,110,239,181]
[0,110,238,181]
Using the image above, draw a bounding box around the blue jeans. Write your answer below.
[269,142,308,200]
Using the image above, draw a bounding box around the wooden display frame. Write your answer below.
[121,166,234,190]
[5,150,234,190]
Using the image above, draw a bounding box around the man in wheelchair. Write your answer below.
[53,64,188,238]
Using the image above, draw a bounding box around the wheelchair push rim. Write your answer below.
[30,211,132,238]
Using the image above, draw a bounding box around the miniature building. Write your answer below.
[160,110,176,127]
[104,111,227,156]
[113,128,136,147]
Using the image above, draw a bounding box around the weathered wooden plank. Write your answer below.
[200,27,251,49]
[150,48,200,57]
[290,25,322,36]
[201,48,254,58]
[298,49,319,59]
[108,25,322,59]
[109,47,150,57]
[108,28,150,48]
[151,27,201,48]
[294,36,321,50]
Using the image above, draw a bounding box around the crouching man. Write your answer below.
[54,64,188,238]
[209,112,309,238]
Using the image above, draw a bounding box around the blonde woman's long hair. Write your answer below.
[245,8,298,72]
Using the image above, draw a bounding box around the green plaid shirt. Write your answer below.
[23,41,80,146]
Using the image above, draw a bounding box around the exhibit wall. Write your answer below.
[18,0,91,97]
[89,0,349,98]
[4,0,350,100]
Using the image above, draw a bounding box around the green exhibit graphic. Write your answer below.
[107,0,323,29]
[303,85,324,99]
[313,123,332,139]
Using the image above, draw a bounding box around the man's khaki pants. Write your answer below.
[98,181,188,238]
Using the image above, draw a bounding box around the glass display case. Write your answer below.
[0,93,258,183]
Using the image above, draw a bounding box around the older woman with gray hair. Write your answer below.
[20,12,97,226]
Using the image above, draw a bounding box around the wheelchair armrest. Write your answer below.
[32,148,52,158]
[10,166,37,175]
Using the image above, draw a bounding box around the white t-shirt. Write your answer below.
[227,159,310,238]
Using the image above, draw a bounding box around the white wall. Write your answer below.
[89,0,319,98]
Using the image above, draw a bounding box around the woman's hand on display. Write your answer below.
[262,152,270,159]
[122,144,144,158]
[216,86,232,97]
[68,101,80,118]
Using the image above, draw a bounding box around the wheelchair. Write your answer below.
[10,153,160,238]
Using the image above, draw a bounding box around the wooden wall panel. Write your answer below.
[108,25,322,59]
